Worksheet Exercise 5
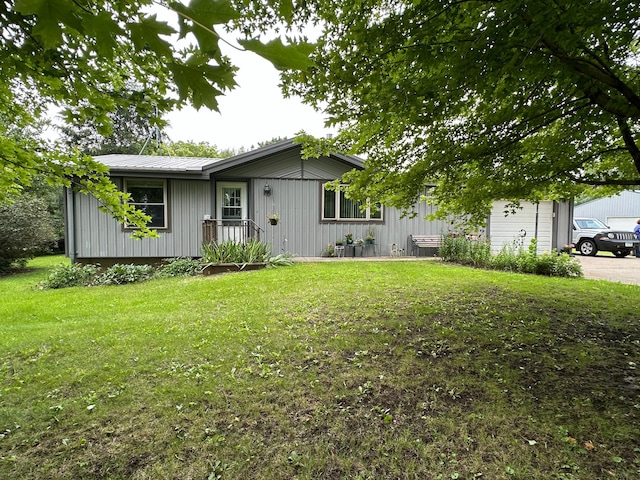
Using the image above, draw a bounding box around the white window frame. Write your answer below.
[322,184,383,222]
[123,178,168,229]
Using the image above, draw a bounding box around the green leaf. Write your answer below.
[191,24,222,57]
[171,0,241,27]
[13,0,46,15]
[238,38,315,71]
[15,0,78,49]
[129,15,175,58]
[32,15,64,49]
[278,0,295,23]
[82,11,124,59]
[169,62,222,111]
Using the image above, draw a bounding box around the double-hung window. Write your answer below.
[322,184,382,221]
[124,179,168,229]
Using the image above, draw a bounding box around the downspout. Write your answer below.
[552,201,559,251]
[64,186,77,263]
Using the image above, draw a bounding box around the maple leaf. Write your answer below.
[129,15,175,58]
[82,11,124,59]
[172,0,241,25]
[238,38,315,71]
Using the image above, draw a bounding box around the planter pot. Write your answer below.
[365,239,374,245]
[202,263,267,276]
[346,239,353,245]
[268,218,279,225]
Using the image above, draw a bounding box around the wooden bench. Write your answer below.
[409,234,443,256]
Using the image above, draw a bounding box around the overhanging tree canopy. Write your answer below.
[1,0,312,235]
[283,0,640,225]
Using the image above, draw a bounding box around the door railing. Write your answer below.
[202,219,264,245]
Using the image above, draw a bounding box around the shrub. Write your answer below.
[538,252,583,278]
[94,264,153,285]
[37,263,99,289]
[201,239,271,264]
[0,197,58,273]
[442,236,582,278]
[440,236,492,267]
[155,257,202,278]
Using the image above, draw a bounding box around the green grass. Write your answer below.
[1,256,639,479]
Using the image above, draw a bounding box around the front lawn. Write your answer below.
[1,257,638,479]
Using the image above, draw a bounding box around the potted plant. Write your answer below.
[322,243,335,257]
[345,232,353,244]
[267,213,279,225]
[365,226,375,244]
[335,240,344,246]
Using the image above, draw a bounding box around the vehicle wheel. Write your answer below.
[614,250,631,258]
[578,240,597,256]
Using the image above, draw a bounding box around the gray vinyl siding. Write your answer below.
[74,179,210,259]
[216,150,353,180]
[249,178,448,257]
[554,200,573,249]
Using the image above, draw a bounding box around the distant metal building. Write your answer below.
[574,191,640,231]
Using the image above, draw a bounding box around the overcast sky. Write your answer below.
[163,32,333,151]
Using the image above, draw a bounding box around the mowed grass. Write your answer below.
[1,256,639,479]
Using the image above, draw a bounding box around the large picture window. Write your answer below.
[322,184,383,221]
[124,179,168,229]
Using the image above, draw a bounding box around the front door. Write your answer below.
[216,182,248,242]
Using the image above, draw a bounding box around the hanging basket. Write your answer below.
[269,218,279,225]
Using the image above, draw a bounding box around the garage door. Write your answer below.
[489,201,554,254]
[606,217,637,231]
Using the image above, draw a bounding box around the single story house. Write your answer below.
[574,190,640,231]
[63,139,573,263]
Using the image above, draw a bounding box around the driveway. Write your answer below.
[576,255,640,286]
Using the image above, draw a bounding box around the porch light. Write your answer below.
[263,183,272,196]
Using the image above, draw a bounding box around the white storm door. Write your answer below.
[216,182,248,242]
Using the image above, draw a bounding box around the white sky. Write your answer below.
[163,29,333,150]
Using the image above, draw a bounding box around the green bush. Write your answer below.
[37,263,100,289]
[439,235,491,267]
[201,239,271,264]
[0,197,58,273]
[441,236,583,278]
[94,264,154,285]
[155,257,202,278]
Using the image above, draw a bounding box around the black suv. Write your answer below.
[572,217,639,257]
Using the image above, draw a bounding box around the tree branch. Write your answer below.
[617,115,640,175]
[517,8,640,118]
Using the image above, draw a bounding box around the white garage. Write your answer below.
[488,200,569,254]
